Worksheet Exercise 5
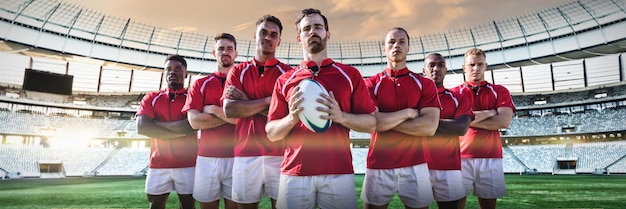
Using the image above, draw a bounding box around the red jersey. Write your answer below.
[223,58,292,157]
[451,81,516,158]
[268,58,376,176]
[364,67,441,169]
[137,87,198,168]
[426,87,474,170]
[182,72,234,158]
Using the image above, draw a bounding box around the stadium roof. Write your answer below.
[0,0,625,93]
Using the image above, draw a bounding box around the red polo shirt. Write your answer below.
[137,87,198,168]
[426,87,474,170]
[223,58,292,157]
[268,58,376,176]
[182,72,234,158]
[451,81,516,158]
[364,67,441,169]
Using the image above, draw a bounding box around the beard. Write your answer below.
[306,36,326,54]
[221,62,233,68]
[219,56,233,68]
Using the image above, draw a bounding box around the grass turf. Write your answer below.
[0,174,625,208]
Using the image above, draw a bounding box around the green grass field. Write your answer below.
[1,174,625,209]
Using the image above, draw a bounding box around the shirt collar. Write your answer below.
[252,57,279,67]
[437,86,447,93]
[212,71,226,78]
[465,80,489,87]
[300,58,335,75]
[383,67,409,78]
[165,87,186,95]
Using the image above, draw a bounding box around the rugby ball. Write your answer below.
[296,79,332,133]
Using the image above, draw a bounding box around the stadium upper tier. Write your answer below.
[1,0,626,72]
[1,0,626,94]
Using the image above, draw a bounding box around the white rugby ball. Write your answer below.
[297,79,332,133]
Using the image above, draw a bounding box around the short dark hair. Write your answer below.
[165,54,187,68]
[214,33,237,49]
[464,48,486,59]
[383,27,410,46]
[257,15,283,35]
[295,8,329,33]
[427,53,444,59]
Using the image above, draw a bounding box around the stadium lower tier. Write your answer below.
[1,142,625,178]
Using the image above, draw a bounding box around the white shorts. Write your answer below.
[231,156,282,203]
[461,158,506,199]
[361,163,434,208]
[429,169,465,202]
[145,167,195,195]
[277,174,357,209]
[193,156,234,202]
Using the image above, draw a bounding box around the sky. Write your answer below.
[62,0,572,43]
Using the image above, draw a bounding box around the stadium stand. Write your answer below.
[0,110,135,137]
[502,148,526,174]
[0,144,43,177]
[508,144,567,173]
[572,141,626,173]
[0,0,625,177]
[351,148,368,175]
[508,107,626,136]
[608,156,626,173]
[96,147,150,176]
[42,146,115,176]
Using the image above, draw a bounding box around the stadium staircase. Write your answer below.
[605,153,626,175]
[136,165,149,177]
[564,143,574,157]
[0,167,24,179]
[88,147,121,176]
[0,167,7,179]
[552,142,577,175]
[502,146,532,173]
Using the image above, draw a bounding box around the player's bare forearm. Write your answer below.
[154,119,195,134]
[266,117,298,142]
[187,109,227,130]
[204,105,236,125]
[136,115,187,139]
[223,97,270,118]
[471,109,497,125]
[317,91,375,132]
[266,89,303,141]
[375,108,417,132]
[393,107,440,136]
[338,112,376,133]
[215,113,237,125]
[471,107,513,130]
[435,115,472,137]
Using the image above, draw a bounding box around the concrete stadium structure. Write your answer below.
[1,0,625,93]
[0,0,626,176]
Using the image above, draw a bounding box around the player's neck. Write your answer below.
[468,79,486,84]
[303,50,328,67]
[255,53,276,63]
[387,61,406,70]
[217,66,230,74]
[168,84,184,91]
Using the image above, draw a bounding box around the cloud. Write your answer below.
[62,0,573,42]
[231,22,253,32]
[320,0,471,41]
[170,26,198,33]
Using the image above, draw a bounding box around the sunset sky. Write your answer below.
[63,0,571,42]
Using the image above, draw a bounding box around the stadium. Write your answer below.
[0,0,626,208]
